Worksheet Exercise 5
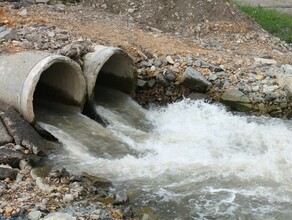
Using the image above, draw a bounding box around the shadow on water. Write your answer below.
[35,100,137,159]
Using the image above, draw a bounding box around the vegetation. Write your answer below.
[237,5,292,43]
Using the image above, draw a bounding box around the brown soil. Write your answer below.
[86,0,258,35]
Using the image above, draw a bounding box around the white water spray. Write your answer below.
[38,96,292,219]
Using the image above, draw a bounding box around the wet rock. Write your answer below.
[28,210,42,220]
[0,122,13,145]
[61,168,70,178]
[221,88,252,111]
[48,169,61,178]
[82,172,112,188]
[187,93,209,100]
[0,166,18,180]
[31,168,53,193]
[44,212,76,220]
[0,103,48,155]
[60,177,70,184]
[181,67,211,92]
[0,148,24,168]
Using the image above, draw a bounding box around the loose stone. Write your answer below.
[181,67,211,92]
[0,166,18,180]
[156,73,170,87]
[166,56,175,64]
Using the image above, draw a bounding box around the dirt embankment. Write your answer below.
[86,0,257,34]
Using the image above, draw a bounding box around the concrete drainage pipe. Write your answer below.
[0,51,86,123]
[82,45,137,121]
[83,45,137,102]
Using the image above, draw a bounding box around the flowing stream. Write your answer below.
[36,87,292,219]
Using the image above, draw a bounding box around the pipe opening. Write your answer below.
[95,53,136,95]
[31,60,85,123]
[82,48,137,124]
[34,62,83,106]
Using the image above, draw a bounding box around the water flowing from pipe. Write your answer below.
[37,88,292,219]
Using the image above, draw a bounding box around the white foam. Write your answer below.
[84,100,292,183]
[40,98,292,217]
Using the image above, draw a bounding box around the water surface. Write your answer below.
[37,89,292,219]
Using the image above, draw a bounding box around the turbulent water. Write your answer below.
[37,88,292,219]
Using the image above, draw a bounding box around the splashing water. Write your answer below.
[38,92,292,219]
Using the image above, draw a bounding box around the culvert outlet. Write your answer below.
[0,51,86,123]
[83,45,137,102]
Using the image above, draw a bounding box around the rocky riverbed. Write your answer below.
[0,103,150,219]
[0,0,292,219]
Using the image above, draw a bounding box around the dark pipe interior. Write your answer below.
[95,53,136,94]
[33,62,82,108]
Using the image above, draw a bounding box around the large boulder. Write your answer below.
[221,88,252,111]
[0,102,48,155]
[181,67,211,92]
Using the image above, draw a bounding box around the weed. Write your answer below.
[237,5,292,43]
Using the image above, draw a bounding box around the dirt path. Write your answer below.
[234,0,292,14]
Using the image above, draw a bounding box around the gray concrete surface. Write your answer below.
[0,52,86,122]
[234,0,292,14]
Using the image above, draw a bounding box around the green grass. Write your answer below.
[237,5,292,43]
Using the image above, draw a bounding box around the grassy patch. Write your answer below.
[237,5,292,43]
